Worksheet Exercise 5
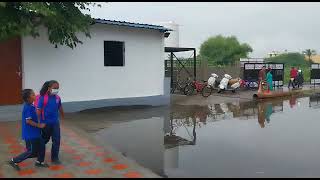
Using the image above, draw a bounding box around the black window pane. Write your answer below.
[104,41,124,66]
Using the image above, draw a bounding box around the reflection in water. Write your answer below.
[289,96,297,108]
[257,103,266,128]
[257,102,275,128]
[171,99,284,129]
[164,115,196,149]
[265,103,273,124]
[92,95,320,178]
[309,93,320,108]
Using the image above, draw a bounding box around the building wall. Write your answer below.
[22,24,165,103]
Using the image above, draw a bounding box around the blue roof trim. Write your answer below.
[94,18,171,32]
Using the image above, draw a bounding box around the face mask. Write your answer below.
[51,89,59,95]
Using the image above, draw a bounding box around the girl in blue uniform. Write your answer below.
[37,80,64,164]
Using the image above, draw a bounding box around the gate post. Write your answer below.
[200,58,208,81]
[170,52,174,88]
[193,49,197,81]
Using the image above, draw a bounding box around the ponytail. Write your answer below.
[40,81,50,96]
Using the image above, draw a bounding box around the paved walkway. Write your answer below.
[0,121,160,178]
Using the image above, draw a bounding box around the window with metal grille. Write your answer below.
[104,41,125,66]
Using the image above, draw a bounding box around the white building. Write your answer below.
[0,19,171,113]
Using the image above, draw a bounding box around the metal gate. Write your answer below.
[310,64,320,86]
[243,63,284,87]
[164,47,197,93]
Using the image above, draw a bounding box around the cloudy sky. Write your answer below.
[89,2,320,57]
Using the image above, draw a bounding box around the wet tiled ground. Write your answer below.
[0,121,160,178]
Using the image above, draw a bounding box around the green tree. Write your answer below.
[199,35,252,65]
[302,49,316,64]
[265,52,307,67]
[0,2,101,49]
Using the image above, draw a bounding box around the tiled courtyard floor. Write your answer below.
[0,121,160,178]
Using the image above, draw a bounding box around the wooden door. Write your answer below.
[0,38,22,105]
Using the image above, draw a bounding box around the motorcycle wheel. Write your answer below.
[202,86,213,97]
[249,81,258,90]
[184,84,195,96]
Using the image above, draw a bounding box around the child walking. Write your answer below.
[8,89,49,171]
[37,80,64,165]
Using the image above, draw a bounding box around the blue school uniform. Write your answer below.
[22,103,40,140]
[37,94,62,162]
[13,103,45,163]
[37,95,61,124]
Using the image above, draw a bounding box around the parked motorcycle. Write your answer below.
[202,73,220,97]
[207,73,219,88]
[217,74,240,93]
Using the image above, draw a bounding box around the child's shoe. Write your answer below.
[35,160,50,168]
[8,159,20,171]
[51,159,62,165]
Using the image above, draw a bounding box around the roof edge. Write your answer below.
[93,18,172,32]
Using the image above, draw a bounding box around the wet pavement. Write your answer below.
[80,94,320,178]
[0,120,160,178]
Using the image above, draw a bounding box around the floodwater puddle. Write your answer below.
[81,95,320,178]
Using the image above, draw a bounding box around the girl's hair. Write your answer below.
[22,89,34,102]
[39,80,59,96]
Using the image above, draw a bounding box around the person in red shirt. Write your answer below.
[288,67,298,88]
[258,66,266,82]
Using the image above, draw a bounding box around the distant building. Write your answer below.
[305,55,320,63]
[268,50,289,58]
[268,51,281,57]
[240,58,264,67]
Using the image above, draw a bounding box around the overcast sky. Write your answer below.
[89,2,320,57]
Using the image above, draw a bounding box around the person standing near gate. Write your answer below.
[266,68,273,91]
[288,67,298,89]
[297,67,304,88]
[259,65,266,83]
[258,66,266,93]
